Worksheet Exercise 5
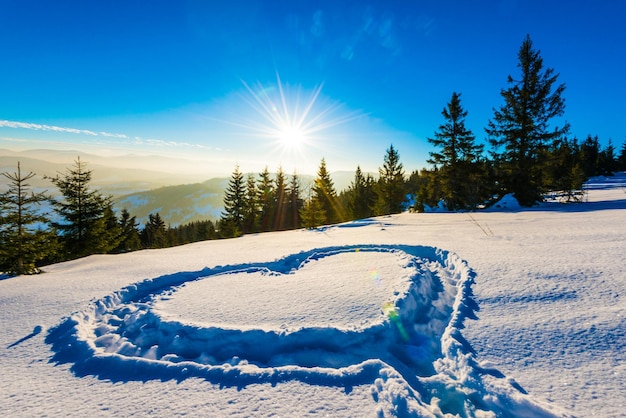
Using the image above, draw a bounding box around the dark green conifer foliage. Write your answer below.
[618,141,626,171]
[257,167,275,232]
[486,35,569,206]
[141,212,168,248]
[0,162,58,275]
[544,137,586,201]
[579,135,601,177]
[243,173,260,233]
[598,139,617,175]
[300,198,326,229]
[115,208,141,252]
[273,166,288,231]
[312,158,341,223]
[48,157,117,259]
[220,164,246,237]
[345,166,375,219]
[285,171,303,229]
[373,145,405,215]
[428,92,485,210]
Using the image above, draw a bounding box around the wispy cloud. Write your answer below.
[0,119,212,151]
[0,119,119,137]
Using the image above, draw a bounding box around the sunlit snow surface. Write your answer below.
[3,174,625,417]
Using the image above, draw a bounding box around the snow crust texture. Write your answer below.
[46,245,564,417]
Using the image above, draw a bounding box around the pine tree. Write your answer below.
[345,166,375,219]
[141,212,168,248]
[312,158,341,224]
[486,35,569,206]
[300,198,326,229]
[220,164,246,237]
[618,141,626,171]
[115,208,141,252]
[598,139,617,175]
[544,137,586,201]
[579,135,601,177]
[273,166,287,231]
[373,145,406,215]
[0,162,58,275]
[48,157,117,259]
[285,171,303,229]
[257,167,275,232]
[428,92,486,210]
[243,173,259,233]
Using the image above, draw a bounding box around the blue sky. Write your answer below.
[1,0,624,177]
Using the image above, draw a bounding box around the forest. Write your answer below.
[1,35,625,276]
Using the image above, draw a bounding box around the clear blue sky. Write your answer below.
[1,0,624,177]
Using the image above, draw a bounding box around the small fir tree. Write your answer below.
[285,171,303,229]
[115,208,141,252]
[273,166,288,231]
[141,212,169,248]
[345,166,375,219]
[300,198,326,229]
[373,145,405,215]
[312,158,341,223]
[0,162,58,275]
[243,173,260,233]
[257,167,275,232]
[48,157,117,259]
[220,164,246,237]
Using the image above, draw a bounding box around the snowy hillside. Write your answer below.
[1,174,624,417]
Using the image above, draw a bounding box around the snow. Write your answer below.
[2,174,625,417]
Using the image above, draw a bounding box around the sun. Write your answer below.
[278,124,305,149]
[231,73,363,171]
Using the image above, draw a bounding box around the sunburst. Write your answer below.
[236,73,362,169]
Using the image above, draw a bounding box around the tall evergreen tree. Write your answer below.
[312,158,341,224]
[428,92,485,210]
[273,166,288,231]
[220,164,246,237]
[48,157,117,259]
[345,166,375,219]
[257,166,275,232]
[0,162,58,275]
[486,35,569,206]
[243,173,259,233]
[285,171,303,229]
[373,145,406,215]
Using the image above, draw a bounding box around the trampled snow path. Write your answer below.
[45,245,563,416]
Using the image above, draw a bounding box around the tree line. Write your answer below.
[0,157,221,276]
[2,35,625,276]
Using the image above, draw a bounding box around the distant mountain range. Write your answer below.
[1,148,366,227]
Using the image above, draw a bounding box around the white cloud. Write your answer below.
[0,119,112,137]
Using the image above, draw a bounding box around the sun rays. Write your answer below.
[235,74,363,170]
